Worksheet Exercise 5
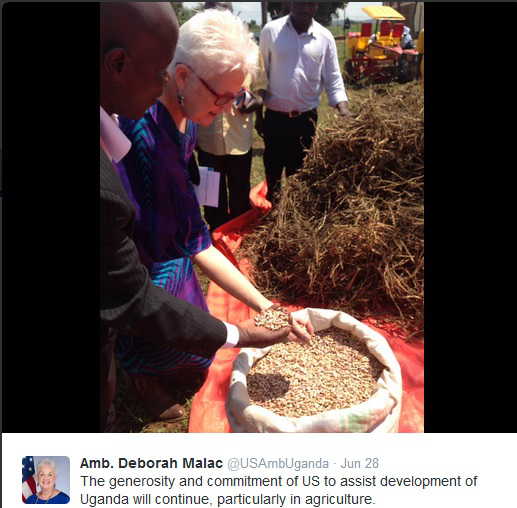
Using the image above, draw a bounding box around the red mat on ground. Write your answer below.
[189,181,424,433]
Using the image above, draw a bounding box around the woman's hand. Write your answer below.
[194,248,312,344]
[264,304,313,344]
[290,310,314,342]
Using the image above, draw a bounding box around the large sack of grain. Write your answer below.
[227,308,402,433]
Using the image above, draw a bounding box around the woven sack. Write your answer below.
[227,308,403,432]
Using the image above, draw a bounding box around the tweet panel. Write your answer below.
[3,433,514,507]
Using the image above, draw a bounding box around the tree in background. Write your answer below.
[171,2,196,24]
[204,1,233,10]
[267,2,346,26]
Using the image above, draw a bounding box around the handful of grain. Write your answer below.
[247,327,384,418]
[254,306,290,331]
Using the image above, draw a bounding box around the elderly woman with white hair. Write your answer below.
[25,459,70,504]
[114,8,312,423]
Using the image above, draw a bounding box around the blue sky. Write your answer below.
[183,2,382,24]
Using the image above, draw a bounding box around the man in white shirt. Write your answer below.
[256,2,351,202]
[100,2,310,430]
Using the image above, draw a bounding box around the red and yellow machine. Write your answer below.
[344,6,418,86]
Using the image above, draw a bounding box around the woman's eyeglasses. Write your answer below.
[177,63,242,106]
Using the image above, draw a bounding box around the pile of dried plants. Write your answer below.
[242,82,424,334]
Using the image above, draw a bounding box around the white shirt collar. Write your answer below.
[99,106,132,163]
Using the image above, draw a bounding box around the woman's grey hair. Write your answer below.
[37,459,57,475]
[169,8,258,80]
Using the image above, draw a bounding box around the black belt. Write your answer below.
[267,108,317,118]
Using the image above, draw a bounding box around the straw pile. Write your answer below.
[242,82,424,331]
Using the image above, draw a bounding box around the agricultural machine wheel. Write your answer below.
[344,60,355,82]
[344,60,367,89]
[397,56,416,83]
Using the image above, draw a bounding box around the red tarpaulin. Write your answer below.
[189,181,424,433]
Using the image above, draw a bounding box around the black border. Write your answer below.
[2,2,99,432]
[424,2,516,432]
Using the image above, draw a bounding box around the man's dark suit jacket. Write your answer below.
[100,148,227,356]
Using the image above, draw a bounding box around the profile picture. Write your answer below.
[22,456,70,504]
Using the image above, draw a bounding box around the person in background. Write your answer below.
[401,25,414,49]
[196,3,265,231]
[24,459,70,504]
[100,2,311,430]
[113,7,313,421]
[256,1,352,204]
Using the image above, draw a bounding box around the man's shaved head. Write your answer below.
[101,2,176,56]
[100,2,179,118]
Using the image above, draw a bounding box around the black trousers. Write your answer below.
[197,147,252,231]
[263,108,318,202]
